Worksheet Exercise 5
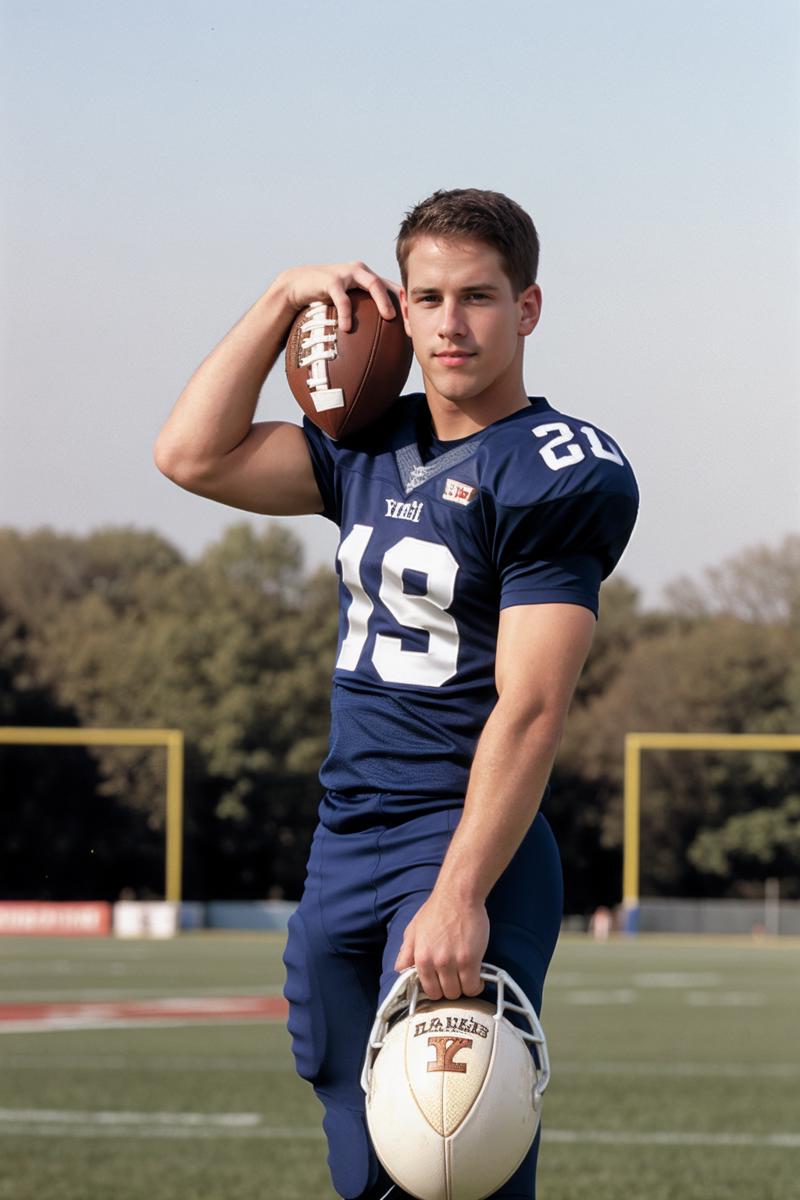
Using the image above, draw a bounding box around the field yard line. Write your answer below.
[0,1124,323,1140]
[0,985,283,1000]
[0,1016,280,1034]
[686,991,765,1006]
[0,1053,284,1071]
[0,1108,261,1126]
[564,989,637,1004]
[557,1060,800,1078]
[547,1130,800,1149]
[563,988,771,1007]
[630,972,722,987]
[2,1054,798,1078]
[0,1119,798,1148]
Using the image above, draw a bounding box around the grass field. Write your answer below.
[0,933,798,1200]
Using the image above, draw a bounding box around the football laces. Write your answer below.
[298,302,339,388]
[296,302,346,412]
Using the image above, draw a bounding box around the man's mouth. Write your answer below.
[434,351,475,365]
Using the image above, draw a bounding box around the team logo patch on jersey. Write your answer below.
[442,478,477,506]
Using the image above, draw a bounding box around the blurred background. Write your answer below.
[2,0,798,912]
[1,4,798,1198]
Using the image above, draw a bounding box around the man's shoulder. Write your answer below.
[479,399,639,512]
[481,401,639,577]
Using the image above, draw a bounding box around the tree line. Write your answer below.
[1,525,798,912]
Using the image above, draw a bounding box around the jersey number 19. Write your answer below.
[335,525,460,688]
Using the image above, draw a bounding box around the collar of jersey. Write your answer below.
[394,395,550,495]
[396,437,479,495]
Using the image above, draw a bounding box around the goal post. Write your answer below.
[0,727,184,901]
[622,731,800,928]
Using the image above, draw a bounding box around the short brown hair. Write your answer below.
[396,188,540,295]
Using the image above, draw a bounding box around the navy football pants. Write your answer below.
[282,806,563,1200]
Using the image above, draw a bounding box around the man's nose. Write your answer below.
[438,301,468,340]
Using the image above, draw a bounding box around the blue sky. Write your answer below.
[2,0,798,604]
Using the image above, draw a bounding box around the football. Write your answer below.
[362,965,549,1200]
[284,288,413,439]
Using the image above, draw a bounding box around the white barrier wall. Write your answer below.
[638,897,800,935]
[113,901,179,939]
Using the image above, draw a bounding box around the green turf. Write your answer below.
[0,934,798,1199]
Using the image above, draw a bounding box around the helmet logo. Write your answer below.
[362,964,551,1195]
[426,1035,473,1074]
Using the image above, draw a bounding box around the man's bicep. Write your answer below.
[495,602,596,715]
[171,420,326,516]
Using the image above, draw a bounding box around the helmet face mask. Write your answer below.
[361,963,550,1200]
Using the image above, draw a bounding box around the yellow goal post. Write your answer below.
[623,731,800,928]
[0,727,184,902]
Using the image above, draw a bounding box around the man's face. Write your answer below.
[399,236,541,409]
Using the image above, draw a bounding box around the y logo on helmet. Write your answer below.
[426,1036,473,1074]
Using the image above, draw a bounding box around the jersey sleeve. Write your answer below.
[301,417,340,525]
[493,488,639,617]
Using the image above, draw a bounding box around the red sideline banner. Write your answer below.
[0,902,112,936]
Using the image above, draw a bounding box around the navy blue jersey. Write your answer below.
[303,394,638,822]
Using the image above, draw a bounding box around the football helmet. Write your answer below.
[361,962,550,1200]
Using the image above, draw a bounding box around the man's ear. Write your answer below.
[399,287,413,338]
[518,284,542,337]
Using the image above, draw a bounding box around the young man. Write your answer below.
[155,188,638,1200]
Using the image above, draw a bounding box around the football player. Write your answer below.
[154,188,639,1199]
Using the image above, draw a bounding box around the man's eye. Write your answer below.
[417,294,440,304]
[466,292,489,301]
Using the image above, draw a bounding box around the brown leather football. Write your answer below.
[284,288,413,439]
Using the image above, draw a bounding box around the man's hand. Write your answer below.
[394,891,489,1001]
[279,262,400,332]
[154,257,402,517]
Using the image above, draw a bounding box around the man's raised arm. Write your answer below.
[153,263,397,516]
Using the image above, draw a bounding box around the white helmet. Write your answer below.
[361,962,550,1200]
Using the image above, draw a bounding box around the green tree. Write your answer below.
[561,538,800,900]
[664,534,800,625]
[0,523,338,899]
[688,797,800,883]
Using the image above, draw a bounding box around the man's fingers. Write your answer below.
[334,271,394,328]
[416,962,443,1002]
[394,941,413,971]
[459,963,483,997]
[394,923,415,972]
[328,281,353,333]
[369,281,397,321]
[397,899,489,1002]
[285,262,397,327]
[415,957,464,1002]
[438,966,463,1002]
[351,265,397,321]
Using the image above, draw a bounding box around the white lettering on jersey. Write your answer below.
[579,425,624,464]
[531,423,586,470]
[374,538,459,686]
[385,498,425,523]
[532,422,626,471]
[335,528,460,687]
[336,524,375,671]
